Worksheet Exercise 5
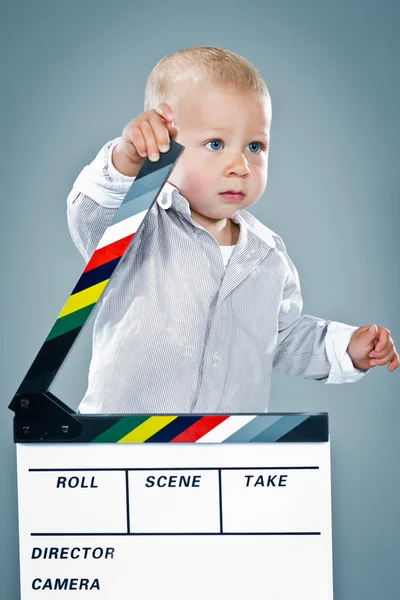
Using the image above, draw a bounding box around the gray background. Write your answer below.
[1,0,399,597]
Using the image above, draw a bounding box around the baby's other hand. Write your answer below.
[347,325,399,372]
[112,104,179,176]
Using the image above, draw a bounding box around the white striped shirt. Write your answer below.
[67,139,365,414]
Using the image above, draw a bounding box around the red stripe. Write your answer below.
[84,233,135,273]
[170,416,229,443]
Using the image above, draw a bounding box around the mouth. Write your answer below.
[219,191,245,201]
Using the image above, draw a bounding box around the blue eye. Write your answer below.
[248,142,261,153]
[205,140,223,151]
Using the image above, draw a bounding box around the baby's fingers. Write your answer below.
[149,111,172,153]
[129,127,147,158]
[155,104,178,139]
[140,120,160,162]
[369,350,397,367]
[155,103,175,124]
[374,327,390,352]
[369,336,395,358]
[167,120,179,140]
[388,351,399,372]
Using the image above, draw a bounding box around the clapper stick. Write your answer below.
[9,140,184,420]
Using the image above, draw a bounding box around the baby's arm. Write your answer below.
[272,238,367,383]
[67,104,178,260]
[67,138,134,261]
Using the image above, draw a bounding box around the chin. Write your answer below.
[216,210,240,220]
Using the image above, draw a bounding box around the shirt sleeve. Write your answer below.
[325,322,368,383]
[72,137,135,207]
[272,237,368,383]
[66,138,136,261]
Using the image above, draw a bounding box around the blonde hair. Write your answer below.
[144,46,270,112]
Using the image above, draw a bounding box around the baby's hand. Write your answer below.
[347,325,399,372]
[112,104,178,176]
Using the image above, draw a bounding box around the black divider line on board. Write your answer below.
[218,469,223,534]
[28,466,320,472]
[125,470,131,535]
[30,531,322,537]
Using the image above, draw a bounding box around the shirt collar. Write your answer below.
[157,182,190,216]
[156,182,276,249]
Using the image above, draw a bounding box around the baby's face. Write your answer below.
[167,81,271,223]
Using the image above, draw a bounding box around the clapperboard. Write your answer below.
[9,140,334,599]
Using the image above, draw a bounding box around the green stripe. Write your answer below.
[46,304,95,341]
[92,416,150,443]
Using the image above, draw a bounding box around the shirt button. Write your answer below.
[156,193,172,210]
[212,351,221,364]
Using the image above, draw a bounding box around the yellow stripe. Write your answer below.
[118,416,177,443]
[58,280,109,319]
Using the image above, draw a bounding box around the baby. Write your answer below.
[67,46,398,414]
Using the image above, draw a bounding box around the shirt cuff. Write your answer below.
[325,321,369,384]
[106,139,138,182]
[72,137,135,208]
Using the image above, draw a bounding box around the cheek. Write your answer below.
[253,162,268,194]
[184,171,215,196]
[170,159,215,198]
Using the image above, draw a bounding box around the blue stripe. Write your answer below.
[123,165,173,205]
[250,415,310,442]
[113,189,157,225]
[224,415,282,443]
[72,257,121,294]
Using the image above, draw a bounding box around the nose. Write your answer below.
[224,152,250,177]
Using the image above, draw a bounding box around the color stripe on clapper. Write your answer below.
[16,141,184,396]
[90,414,328,443]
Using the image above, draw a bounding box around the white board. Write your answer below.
[16,440,333,599]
